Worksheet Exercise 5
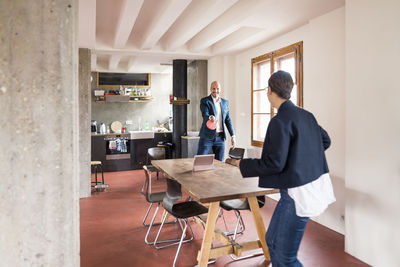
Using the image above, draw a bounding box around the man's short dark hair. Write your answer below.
[268,70,294,100]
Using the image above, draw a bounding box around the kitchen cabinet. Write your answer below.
[153,132,172,145]
[91,133,131,172]
[130,139,154,170]
[91,135,106,173]
[91,135,106,163]
[91,132,173,171]
[130,132,173,170]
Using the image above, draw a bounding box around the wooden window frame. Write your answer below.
[251,41,303,147]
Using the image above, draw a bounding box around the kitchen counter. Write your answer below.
[91,131,172,139]
[91,131,173,171]
[91,133,130,137]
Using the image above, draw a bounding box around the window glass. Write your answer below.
[253,114,270,142]
[254,60,270,89]
[279,56,295,81]
[253,90,270,113]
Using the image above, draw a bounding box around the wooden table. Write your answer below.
[151,158,279,267]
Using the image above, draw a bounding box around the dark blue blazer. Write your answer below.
[199,95,235,140]
[239,100,330,189]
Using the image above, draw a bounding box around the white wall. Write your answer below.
[345,0,400,266]
[209,7,346,234]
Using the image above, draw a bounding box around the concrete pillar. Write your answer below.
[0,0,79,266]
[79,48,91,198]
[187,60,208,132]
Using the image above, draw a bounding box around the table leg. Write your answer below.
[248,196,270,261]
[197,201,219,267]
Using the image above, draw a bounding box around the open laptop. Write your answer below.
[193,154,215,172]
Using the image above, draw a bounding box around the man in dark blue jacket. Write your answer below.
[197,81,236,161]
[235,71,332,266]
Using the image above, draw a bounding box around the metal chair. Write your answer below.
[220,148,266,260]
[142,166,179,245]
[153,178,208,267]
[141,147,166,194]
[146,147,166,179]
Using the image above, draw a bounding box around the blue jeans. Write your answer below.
[197,136,225,161]
[266,189,309,267]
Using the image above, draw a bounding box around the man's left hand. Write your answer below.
[231,136,236,149]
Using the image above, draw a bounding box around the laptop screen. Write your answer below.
[193,154,214,172]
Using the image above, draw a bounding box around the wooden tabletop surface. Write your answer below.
[151,158,279,203]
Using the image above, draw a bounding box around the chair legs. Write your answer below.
[144,203,161,244]
[220,209,245,238]
[92,163,105,187]
[143,202,178,245]
[143,203,177,227]
[153,212,194,250]
[172,218,188,267]
[224,210,263,261]
[163,218,206,267]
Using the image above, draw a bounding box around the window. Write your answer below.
[251,42,303,147]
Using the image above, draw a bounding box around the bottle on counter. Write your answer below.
[100,123,106,134]
[144,120,149,131]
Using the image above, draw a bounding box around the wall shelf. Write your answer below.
[94,95,153,103]
[170,99,190,105]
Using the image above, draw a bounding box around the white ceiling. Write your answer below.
[79,0,344,73]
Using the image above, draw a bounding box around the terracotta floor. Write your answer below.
[80,170,369,267]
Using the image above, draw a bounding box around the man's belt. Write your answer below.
[216,132,224,137]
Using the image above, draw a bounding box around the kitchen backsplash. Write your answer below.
[91,72,172,131]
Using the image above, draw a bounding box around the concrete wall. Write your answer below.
[92,73,172,131]
[0,0,80,266]
[345,0,400,266]
[79,48,91,198]
[187,60,208,132]
[208,7,346,234]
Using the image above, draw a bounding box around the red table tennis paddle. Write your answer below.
[206,119,217,130]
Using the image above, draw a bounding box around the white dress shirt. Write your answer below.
[212,96,223,133]
[288,173,336,217]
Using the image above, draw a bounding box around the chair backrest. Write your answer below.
[142,165,152,201]
[162,179,182,212]
[229,147,245,160]
[147,147,166,164]
[256,195,265,208]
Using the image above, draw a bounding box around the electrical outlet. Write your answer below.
[126,120,133,125]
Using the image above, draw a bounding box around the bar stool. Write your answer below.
[91,161,104,186]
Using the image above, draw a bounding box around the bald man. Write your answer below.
[197,81,236,161]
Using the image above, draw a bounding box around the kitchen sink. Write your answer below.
[129,131,155,139]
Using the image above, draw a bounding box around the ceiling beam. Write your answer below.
[114,0,144,49]
[161,0,238,51]
[212,27,265,55]
[109,55,122,70]
[78,0,96,49]
[188,0,268,52]
[127,56,138,72]
[140,0,192,50]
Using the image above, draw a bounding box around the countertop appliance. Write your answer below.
[91,120,98,133]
